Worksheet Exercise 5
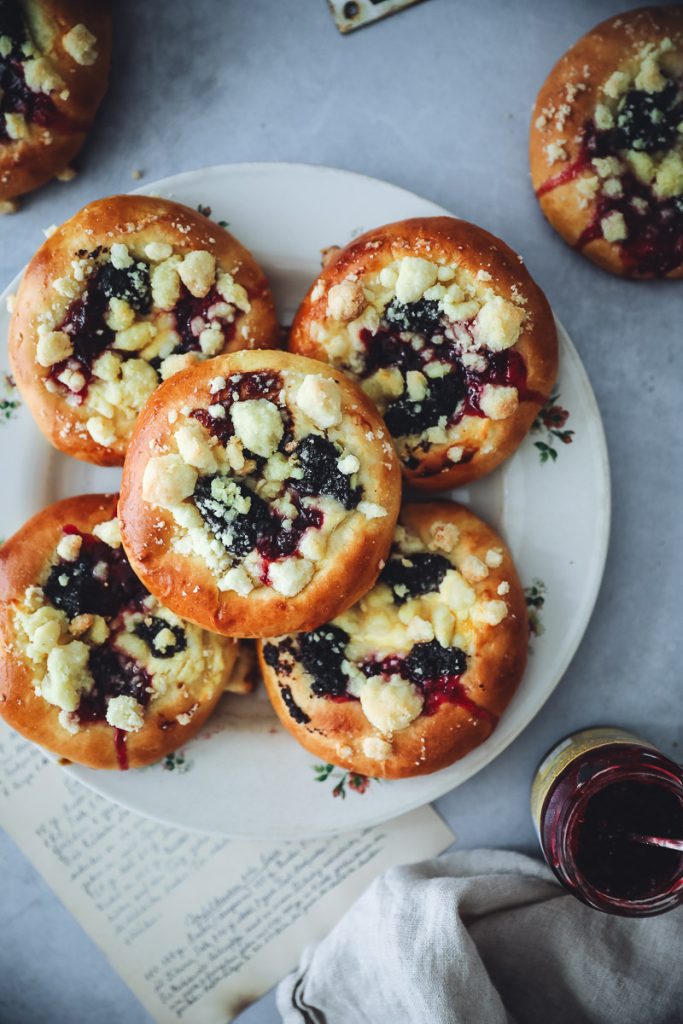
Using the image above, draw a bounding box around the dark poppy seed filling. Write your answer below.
[611,79,682,154]
[46,252,241,405]
[538,74,683,276]
[188,372,361,577]
[359,302,539,443]
[403,640,467,684]
[0,0,25,40]
[77,646,152,723]
[0,2,57,141]
[279,684,310,725]
[44,529,147,619]
[384,297,442,334]
[194,475,270,558]
[379,552,451,604]
[384,373,464,438]
[134,617,187,659]
[192,473,324,564]
[263,638,296,676]
[42,526,186,726]
[359,653,405,679]
[290,434,361,510]
[97,259,152,314]
[287,621,493,722]
[298,625,351,699]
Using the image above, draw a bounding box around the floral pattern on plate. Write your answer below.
[531,389,574,463]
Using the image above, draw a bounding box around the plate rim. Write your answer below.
[1,161,612,838]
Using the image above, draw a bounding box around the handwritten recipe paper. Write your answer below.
[0,725,454,1023]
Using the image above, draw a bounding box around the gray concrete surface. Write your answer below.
[1,1,681,1021]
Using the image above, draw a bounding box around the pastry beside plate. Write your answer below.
[530,6,683,278]
[0,1,112,207]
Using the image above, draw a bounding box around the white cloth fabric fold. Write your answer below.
[277,849,682,1024]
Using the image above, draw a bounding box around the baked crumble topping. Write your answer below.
[307,255,537,469]
[35,240,254,449]
[142,369,391,598]
[264,521,510,755]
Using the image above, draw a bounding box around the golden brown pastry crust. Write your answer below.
[529,7,683,279]
[290,217,557,490]
[0,1,112,202]
[258,501,528,779]
[9,194,279,466]
[0,493,238,769]
[119,349,402,639]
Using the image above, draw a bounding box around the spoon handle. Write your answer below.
[630,834,683,852]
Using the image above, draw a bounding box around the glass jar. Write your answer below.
[531,726,683,916]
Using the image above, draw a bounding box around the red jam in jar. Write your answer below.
[531,727,683,916]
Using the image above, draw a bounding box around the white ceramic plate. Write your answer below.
[0,163,610,838]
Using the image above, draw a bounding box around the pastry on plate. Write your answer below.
[530,6,683,278]
[290,217,557,489]
[0,0,112,207]
[119,350,402,638]
[0,493,238,769]
[258,501,528,779]
[9,194,279,464]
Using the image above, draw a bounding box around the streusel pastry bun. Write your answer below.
[119,350,402,638]
[290,217,557,489]
[259,501,528,779]
[0,493,238,769]
[9,194,279,464]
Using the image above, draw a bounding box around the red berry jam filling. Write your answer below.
[190,372,360,580]
[44,526,187,728]
[192,372,290,446]
[271,621,496,723]
[537,76,683,276]
[172,285,237,355]
[0,2,56,140]
[361,640,494,721]
[46,253,240,401]
[47,254,152,400]
[263,553,498,722]
[359,299,540,447]
[113,727,129,770]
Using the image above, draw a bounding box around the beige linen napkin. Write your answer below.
[278,849,682,1024]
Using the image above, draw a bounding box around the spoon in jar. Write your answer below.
[629,834,683,852]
